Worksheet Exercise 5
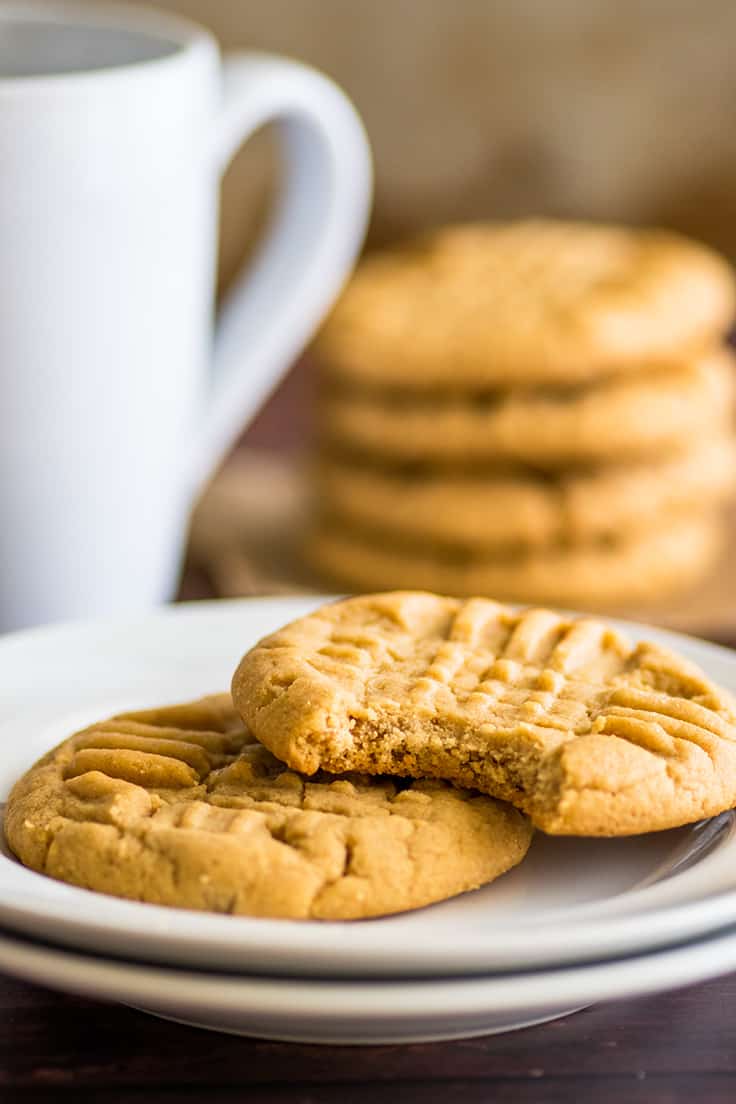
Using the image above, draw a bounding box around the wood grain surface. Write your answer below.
[3,974,736,1102]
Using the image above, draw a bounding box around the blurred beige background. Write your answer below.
[145,0,736,290]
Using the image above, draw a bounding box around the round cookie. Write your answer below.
[233,592,736,836]
[306,514,721,609]
[315,220,736,389]
[320,351,734,466]
[316,437,736,550]
[4,694,532,921]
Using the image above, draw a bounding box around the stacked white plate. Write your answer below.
[2,597,736,1044]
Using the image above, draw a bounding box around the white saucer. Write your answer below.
[1,919,735,1044]
[3,597,736,979]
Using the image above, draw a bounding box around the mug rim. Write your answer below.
[0,0,216,89]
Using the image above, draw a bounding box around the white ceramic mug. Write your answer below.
[0,2,371,631]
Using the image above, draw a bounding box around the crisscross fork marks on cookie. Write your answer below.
[399,602,630,737]
[156,799,271,836]
[233,592,736,835]
[63,703,245,792]
[405,599,511,711]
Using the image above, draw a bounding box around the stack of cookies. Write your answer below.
[308,220,736,610]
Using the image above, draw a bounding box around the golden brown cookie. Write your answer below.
[315,221,736,389]
[4,694,531,920]
[316,437,736,550]
[233,592,736,836]
[305,514,721,609]
[319,351,734,466]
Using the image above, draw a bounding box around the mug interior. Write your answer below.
[0,4,207,78]
[0,22,178,75]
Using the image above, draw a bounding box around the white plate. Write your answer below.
[1,919,736,1044]
[3,597,736,978]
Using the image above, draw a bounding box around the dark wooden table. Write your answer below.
[4,974,736,1102]
[4,367,736,1103]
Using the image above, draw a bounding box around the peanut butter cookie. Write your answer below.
[5,694,532,920]
[316,437,736,549]
[233,592,736,835]
[319,351,734,466]
[306,514,721,609]
[316,221,736,389]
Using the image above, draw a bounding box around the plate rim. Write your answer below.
[0,916,735,1022]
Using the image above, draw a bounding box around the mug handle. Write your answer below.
[190,52,372,490]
